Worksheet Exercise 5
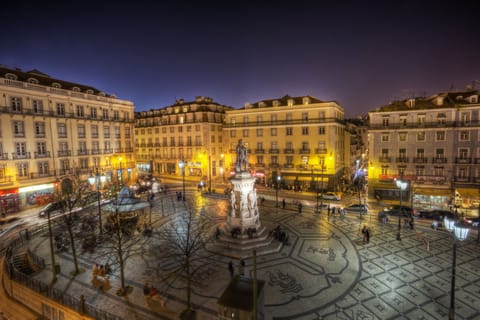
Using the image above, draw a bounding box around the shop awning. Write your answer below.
[456,188,480,199]
[414,188,451,196]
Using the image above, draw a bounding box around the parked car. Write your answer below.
[418,209,453,221]
[382,205,416,217]
[320,192,341,201]
[38,200,66,218]
[345,203,369,214]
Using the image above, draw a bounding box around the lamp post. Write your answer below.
[395,178,408,241]
[275,175,281,207]
[179,160,186,201]
[315,168,320,214]
[444,216,470,320]
[89,169,105,237]
[220,153,225,183]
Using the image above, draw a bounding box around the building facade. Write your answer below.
[134,96,233,189]
[223,95,347,192]
[368,90,480,211]
[0,66,136,212]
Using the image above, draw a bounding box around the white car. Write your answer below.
[320,192,341,201]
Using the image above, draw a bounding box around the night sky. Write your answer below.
[1,1,479,117]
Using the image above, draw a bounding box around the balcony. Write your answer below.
[255,149,265,154]
[91,149,101,155]
[379,156,391,163]
[58,150,71,157]
[34,151,51,158]
[455,157,472,164]
[284,149,294,154]
[103,149,113,154]
[432,157,447,163]
[413,157,428,163]
[12,152,31,159]
[77,150,89,156]
[315,148,327,154]
[268,149,279,154]
[299,149,311,154]
[396,157,409,163]
[0,153,8,160]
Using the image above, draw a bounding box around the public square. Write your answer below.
[5,187,480,320]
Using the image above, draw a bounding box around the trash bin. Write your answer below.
[55,264,61,274]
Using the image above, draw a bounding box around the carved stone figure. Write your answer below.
[235,139,248,173]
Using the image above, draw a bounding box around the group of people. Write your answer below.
[327,205,346,219]
[92,263,111,277]
[228,259,246,278]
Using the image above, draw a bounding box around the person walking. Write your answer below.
[228,260,234,278]
[239,259,245,276]
[298,203,303,214]
[282,198,286,209]
[365,227,370,243]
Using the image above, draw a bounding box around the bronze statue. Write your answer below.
[235,139,248,173]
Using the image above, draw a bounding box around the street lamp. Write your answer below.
[179,160,186,201]
[395,178,408,241]
[275,175,281,207]
[444,216,470,320]
[220,153,225,183]
[89,169,106,237]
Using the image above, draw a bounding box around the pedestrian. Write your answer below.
[298,203,303,214]
[239,259,245,276]
[282,198,286,209]
[361,225,368,243]
[327,204,331,216]
[228,260,234,278]
[365,227,370,243]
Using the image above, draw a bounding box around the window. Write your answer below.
[381,149,389,158]
[243,116,249,124]
[435,149,444,158]
[78,141,87,154]
[460,131,470,141]
[178,126,183,133]
[125,127,131,138]
[302,112,308,123]
[459,148,469,159]
[115,126,120,138]
[230,131,236,138]
[242,129,249,137]
[195,136,201,145]
[38,162,49,175]
[33,99,44,114]
[382,118,389,126]
[286,142,293,151]
[56,103,65,116]
[461,112,470,124]
[17,163,28,177]
[436,131,445,141]
[416,148,425,158]
[256,156,264,164]
[381,134,389,142]
[195,125,201,131]
[399,132,407,141]
[36,142,47,155]
[302,127,309,135]
[256,142,263,150]
[15,142,27,158]
[286,127,293,136]
[417,115,426,125]
[11,97,22,113]
[286,113,293,123]
[399,148,406,158]
[417,131,425,141]
[76,105,84,117]
[170,127,175,133]
[79,158,88,169]
[102,109,109,120]
[271,155,278,164]
[271,128,277,136]
[271,114,277,122]
[399,116,407,126]
[104,141,111,152]
[78,124,85,138]
[35,122,46,137]
[416,166,425,176]
[256,129,263,137]
[286,156,293,165]
[92,141,99,153]
[113,110,120,121]
[57,123,67,138]
[104,126,110,138]
[256,116,263,124]
[211,135,215,143]
[91,125,98,138]
[90,107,97,119]
[13,121,25,137]
[318,127,325,135]
[434,167,444,177]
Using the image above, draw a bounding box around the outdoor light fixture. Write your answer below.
[395,178,408,241]
[444,216,469,320]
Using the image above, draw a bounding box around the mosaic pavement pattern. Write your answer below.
[25,194,480,319]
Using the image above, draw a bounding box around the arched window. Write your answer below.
[27,78,39,84]
[51,82,61,88]
[5,73,17,80]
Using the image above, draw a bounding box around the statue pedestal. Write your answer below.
[207,172,282,259]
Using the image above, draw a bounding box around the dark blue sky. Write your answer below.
[1,1,478,117]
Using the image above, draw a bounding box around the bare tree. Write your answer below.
[99,191,151,296]
[154,197,215,316]
[55,176,90,276]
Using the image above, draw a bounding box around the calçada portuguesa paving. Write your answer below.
[15,193,480,319]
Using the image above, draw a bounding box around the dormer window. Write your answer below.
[86,89,94,94]
[302,97,310,105]
[272,100,279,107]
[52,82,61,88]
[98,92,106,97]
[27,78,39,84]
[5,73,17,80]
[72,86,80,92]
[287,99,294,107]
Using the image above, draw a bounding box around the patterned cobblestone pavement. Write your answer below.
[12,193,480,319]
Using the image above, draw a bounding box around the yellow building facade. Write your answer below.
[0,66,135,212]
[223,95,347,192]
